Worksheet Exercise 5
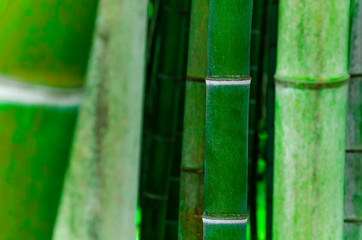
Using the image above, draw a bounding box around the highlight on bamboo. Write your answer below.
[0,0,359,239]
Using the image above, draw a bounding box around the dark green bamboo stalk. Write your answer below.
[273,0,350,239]
[0,1,97,239]
[178,0,209,239]
[140,0,190,239]
[203,0,252,239]
[165,92,185,239]
[53,0,148,239]
[345,0,362,238]
[248,0,266,237]
[264,0,278,239]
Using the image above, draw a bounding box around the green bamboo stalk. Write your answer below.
[0,77,79,240]
[203,0,252,239]
[0,0,97,88]
[273,0,350,239]
[249,0,266,237]
[0,2,96,239]
[140,0,190,238]
[264,0,278,239]
[345,0,362,238]
[53,0,148,239]
[178,1,209,239]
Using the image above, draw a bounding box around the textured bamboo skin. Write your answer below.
[273,0,350,239]
[141,0,190,239]
[53,0,148,239]
[0,103,76,240]
[178,0,209,239]
[0,0,97,88]
[204,0,252,238]
[345,0,362,238]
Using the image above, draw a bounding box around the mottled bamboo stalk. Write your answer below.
[178,0,209,239]
[53,0,148,239]
[203,0,252,239]
[273,0,350,239]
[141,0,190,238]
[345,0,362,238]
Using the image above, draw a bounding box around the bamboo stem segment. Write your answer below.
[345,0,362,238]
[203,0,253,239]
[273,0,350,239]
[53,0,148,239]
[178,0,209,239]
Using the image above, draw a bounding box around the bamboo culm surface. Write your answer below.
[248,0,266,237]
[178,0,209,239]
[0,1,97,239]
[273,0,350,239]
[53,0,148,239]
[345,0,362,238]
[140,0,190,239]
[264,0,278,239]
[203,0,252,239]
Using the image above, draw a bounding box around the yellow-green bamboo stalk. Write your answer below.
[53,0,148,239]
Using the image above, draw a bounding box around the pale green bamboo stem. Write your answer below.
[344,0,362,238]
[53,0,148,239]
[273,0,350,239]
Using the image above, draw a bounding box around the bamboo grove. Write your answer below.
[0,0,359,240]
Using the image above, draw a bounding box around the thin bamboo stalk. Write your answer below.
[140,0,190,238]
[273,0,350,239]
[178,0,209,239]
[53,0,148,239]
[345,0,362,238]
[203,0,252,239]
[264,0,278,239]
[248,0,266,237]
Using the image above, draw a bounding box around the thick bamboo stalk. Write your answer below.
[345,0,362,238]
[178,1,209,239]
[203,0,252,239]
[0,1,96,238]
[0,0,97,88]
[53,0,148,239]
[140,0,190,238]
[273,0,350,239]
[0,76,79,240]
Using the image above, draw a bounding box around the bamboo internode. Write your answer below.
[273,0,350,239]
[203,0,253,239]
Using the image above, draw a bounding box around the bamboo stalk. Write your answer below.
[53,0,148,239]
[264,0,278,239]
[345,0,362,238]
[248,0,266,237]
[140,0,190,238]
[178,1,209,239]
[0,76,80,240]
[273,0,350,239]
[203,0,252,239]
[0,0,97,88]
[0,1,96,239]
